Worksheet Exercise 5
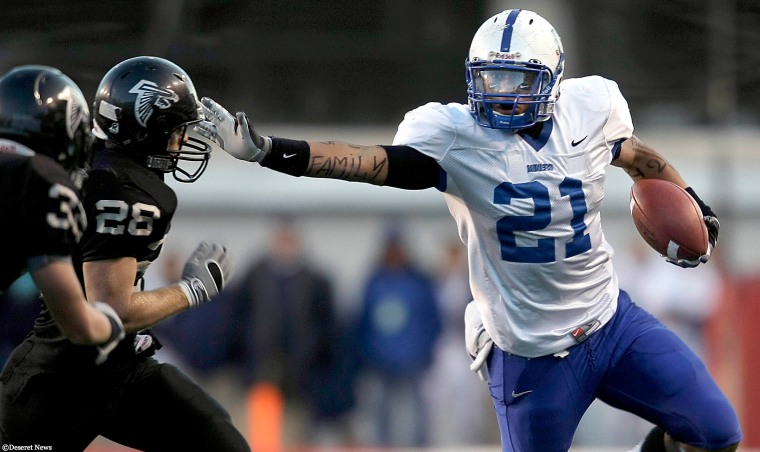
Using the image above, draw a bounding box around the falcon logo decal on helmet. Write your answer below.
[128,80,180,127]
[64,89,86,140]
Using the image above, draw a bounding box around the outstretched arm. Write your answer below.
[197,97,440,189]
[273,139,390,184]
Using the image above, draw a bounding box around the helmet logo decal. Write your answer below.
[489,51,519,60]
[61,88,84,140]
[128,79,180,127]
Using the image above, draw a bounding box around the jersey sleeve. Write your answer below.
[392,102,458,162]
[602,79,634,149]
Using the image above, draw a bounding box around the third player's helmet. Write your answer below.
[92,56,210,182]
[466,9,565,130]
[0,65,92,186]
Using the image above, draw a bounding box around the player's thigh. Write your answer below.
[487,347,594,452]
[599,325,741,449]
[102,360,249,451]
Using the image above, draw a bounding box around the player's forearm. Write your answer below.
[306,141,389,183]
[124,284,190,332]
[32,261,115,344]
[260,138,389,185]
[614,135,687,186]
[48,299,115,344]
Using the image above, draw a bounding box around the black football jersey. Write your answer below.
[0,153,86,291]
[74,148,177,284]
[29,147,177,371]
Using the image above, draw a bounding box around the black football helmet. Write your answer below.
[0,65,92,186]
[92,56,210,183]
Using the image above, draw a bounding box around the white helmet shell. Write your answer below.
[469,9,564,74]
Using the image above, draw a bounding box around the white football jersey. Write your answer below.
[393,76,634,357]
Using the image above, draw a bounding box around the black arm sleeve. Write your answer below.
[382,145,442,190]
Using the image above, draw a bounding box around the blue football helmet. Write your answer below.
[466,9,565,130]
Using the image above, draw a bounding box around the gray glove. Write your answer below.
[464,301,493,382]
[665,215,719,268]
[178,241,234,307]
[195,97,271,162]
[92,301,126,365]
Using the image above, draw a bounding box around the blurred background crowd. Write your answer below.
[1,0,759,450]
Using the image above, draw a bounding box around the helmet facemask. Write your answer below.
[145,123,211,183]
[467,60,557,130]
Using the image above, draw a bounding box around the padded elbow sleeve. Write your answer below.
[382,145,442,190]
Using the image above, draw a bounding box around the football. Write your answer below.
[629,179,708,260]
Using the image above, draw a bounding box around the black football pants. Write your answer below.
[0,357,250,451]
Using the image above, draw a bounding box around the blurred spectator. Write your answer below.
[617,238,722,358]
[353,226,442,447]
[224,218,352,447]
[424,239,498,446]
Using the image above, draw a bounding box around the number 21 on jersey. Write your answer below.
[495,177,591,263]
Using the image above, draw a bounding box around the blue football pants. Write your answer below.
[486,290,742,451]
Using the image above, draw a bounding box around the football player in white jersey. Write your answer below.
[197,9,740,452]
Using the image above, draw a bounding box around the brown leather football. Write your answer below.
[630,179,708,260]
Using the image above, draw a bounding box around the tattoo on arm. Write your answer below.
[628,140,668,179]
[307,145,388,183]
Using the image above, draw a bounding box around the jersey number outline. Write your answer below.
[494,177,591,263]
[94,200,160,236]
[46,183,87,243]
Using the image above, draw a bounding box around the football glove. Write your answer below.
[195,97,271,163]
[666,188,720,268]
[91,301,126,365]
[464,301,493,382]
[178,241,234,307]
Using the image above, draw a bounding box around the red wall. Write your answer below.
[706,274,760,447]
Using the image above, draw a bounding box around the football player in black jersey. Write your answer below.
[0,65,125,363]
[0,58,248,450]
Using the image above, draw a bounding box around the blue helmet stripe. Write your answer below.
[500,9,521,52]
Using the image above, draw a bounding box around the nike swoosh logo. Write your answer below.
[283,153,297,159]
[571,136,588,147]
[511,390,533,398]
